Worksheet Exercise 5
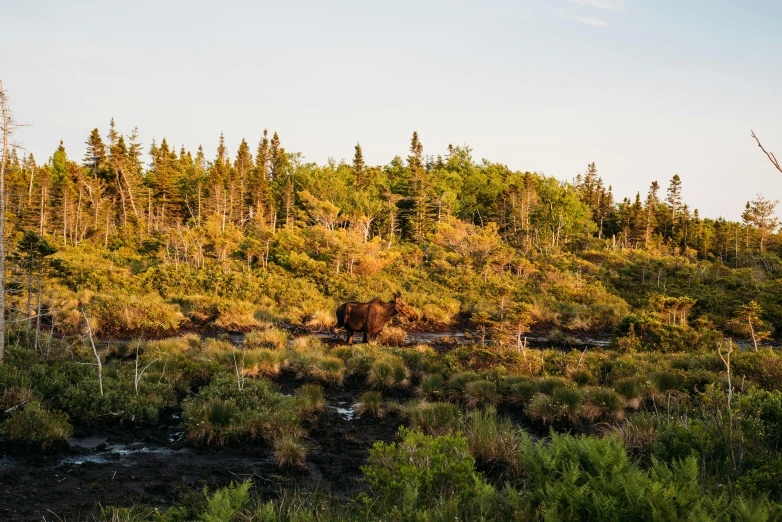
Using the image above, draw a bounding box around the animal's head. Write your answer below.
[392,292,419,321]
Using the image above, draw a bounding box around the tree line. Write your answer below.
[1,121,778,268]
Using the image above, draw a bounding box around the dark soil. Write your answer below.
[0,383,402,522]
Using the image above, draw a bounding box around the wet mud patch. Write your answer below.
[0,389,404,521]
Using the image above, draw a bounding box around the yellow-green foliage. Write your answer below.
[354,391,384,418]
[402,401,461,436]
[89,293,185,337]
[377,326,407,347]
[1,401,73,450]
[244,328,289,351]
[367,356,409,390]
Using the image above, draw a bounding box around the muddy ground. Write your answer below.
[0,378,403,522]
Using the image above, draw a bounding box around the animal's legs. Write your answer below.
[363,332,369,344]
[345,329,354,345]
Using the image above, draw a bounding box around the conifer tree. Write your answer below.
[666,174,682,221]
[249,130,272,225]
[233,139,253,223]
[404,131,434,242]
[83,128,106,177]
[353,143,365,186]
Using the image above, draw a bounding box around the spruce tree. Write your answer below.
[83,128,106,177]
[233,139,253,223]
[353,143,365,186]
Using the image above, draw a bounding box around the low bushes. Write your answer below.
[360,427,489,516]
[182,374,320,449]
[1,400,72,449]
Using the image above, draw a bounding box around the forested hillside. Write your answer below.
[2,122,782,521]
[3,122,778,345]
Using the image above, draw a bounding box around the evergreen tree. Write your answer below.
[404,131,434,242]
[233,139,253,223]
[249,130,272,226]
[83,128,106,176]
[666,174,682,222]
[353,143,365,186]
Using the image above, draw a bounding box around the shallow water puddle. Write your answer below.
[328,401,356,421]
[59,443,182,467]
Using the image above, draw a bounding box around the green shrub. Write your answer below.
[183,374,304,446]
[361,427,488,514]
[1,400,72,450]
[522,433,710,520]
[58,375,174,425]
[213,300,261,332]
[89,293,184,337]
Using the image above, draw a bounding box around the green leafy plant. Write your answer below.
[1,400,72,450]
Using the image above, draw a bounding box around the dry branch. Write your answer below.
[751,130,782,174]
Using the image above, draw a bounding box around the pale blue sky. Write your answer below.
[3,0,781,220]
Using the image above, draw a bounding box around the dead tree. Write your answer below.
[751,130,782,174]
[0,81,11,362]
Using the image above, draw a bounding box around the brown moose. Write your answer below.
[335,292,419,344]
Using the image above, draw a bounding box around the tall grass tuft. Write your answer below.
[445,372,480,401]
[418,373,445,401]
[463,407,527,477]
[463,380,500,408]
[403,401,461,436]
[584,387,626,422]
[186,398,238,446]
[293,384,326,421]
[308,356,346,386]
[272,433,309,469]
[244,328,289,351]
[354,391,384,418]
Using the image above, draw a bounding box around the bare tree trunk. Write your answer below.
[0,81,9,363]
[28,163,34,206]
[82,308,103,396]
[119,167,140,220]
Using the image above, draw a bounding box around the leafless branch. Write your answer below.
[751,130,782,174]
[81,307,103,396]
